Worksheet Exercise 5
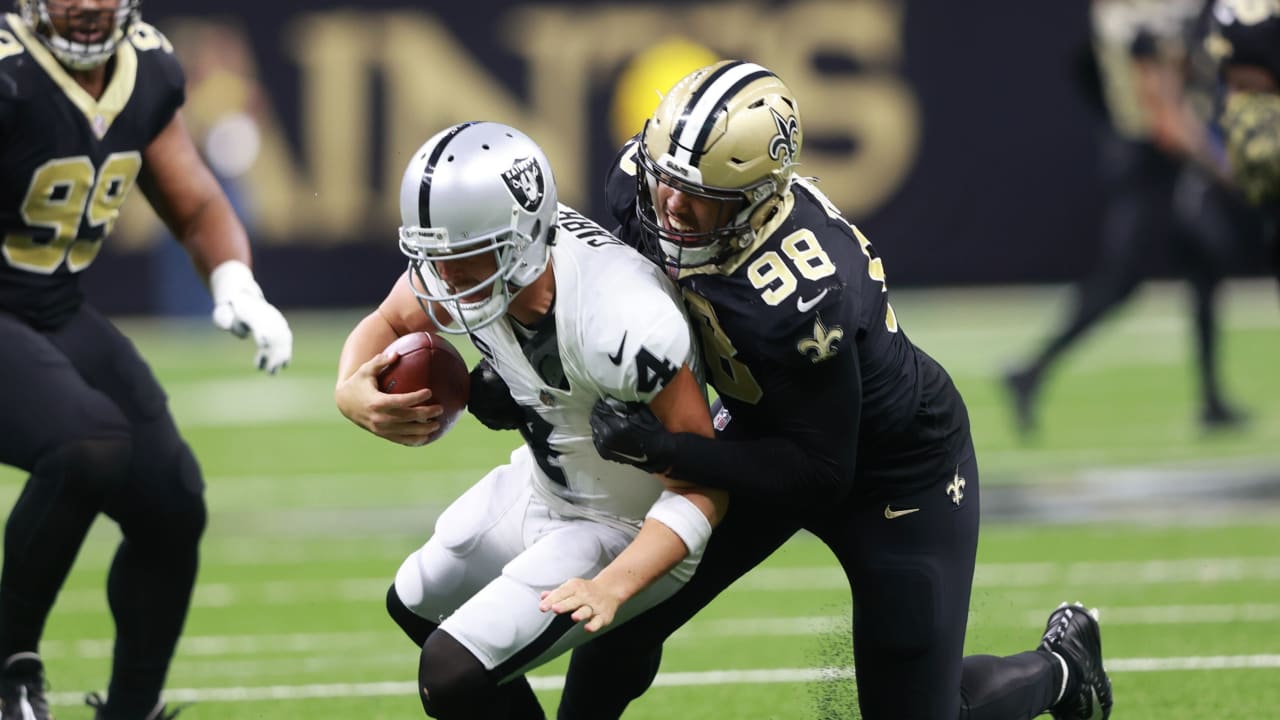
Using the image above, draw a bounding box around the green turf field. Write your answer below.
[2,280,1278,719]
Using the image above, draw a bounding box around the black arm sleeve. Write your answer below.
[666,433,845,509]
[665,342,863,509]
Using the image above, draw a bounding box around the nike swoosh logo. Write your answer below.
[884,505,920,520]
[611,449,649,464]
[608,331,628,366]
[796,289,829,313]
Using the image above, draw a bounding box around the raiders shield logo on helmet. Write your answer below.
[501,157,546,212]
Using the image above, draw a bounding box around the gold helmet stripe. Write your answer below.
[671,61,773,168]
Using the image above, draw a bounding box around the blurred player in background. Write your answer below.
[1005,0,1263,436]
[0,1,291,719]
[1210,0,1280,287]
[333,121,726,719]
[556,60,1112,720]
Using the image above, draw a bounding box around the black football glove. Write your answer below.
[467,359,524,431]
[589,397,676,474]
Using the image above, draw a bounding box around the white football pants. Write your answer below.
[394,445,696,681]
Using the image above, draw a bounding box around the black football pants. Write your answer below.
[560,449,1057,720]
[0,306,205,717]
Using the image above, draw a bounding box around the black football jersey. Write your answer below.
[605,140,970,498]
[0,15,184,329]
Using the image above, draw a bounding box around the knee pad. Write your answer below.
[419,630,493,718]
[169,442,207,542]
[117,441,207,550]
[152,442,206,548]
[34,432,133,502]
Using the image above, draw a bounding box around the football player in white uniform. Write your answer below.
[334,121,726,719]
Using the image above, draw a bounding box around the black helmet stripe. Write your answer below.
[418,121,477,228]
[669,61,741,156]
[670,62,773,168]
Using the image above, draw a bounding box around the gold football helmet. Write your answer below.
[636,60,802,271]
[18,0,141,70]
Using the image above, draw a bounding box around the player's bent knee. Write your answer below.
[120,442,207,548]
[419,629,492,718]
[160,443,207,546]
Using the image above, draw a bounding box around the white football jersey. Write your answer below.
[468,204,698,525]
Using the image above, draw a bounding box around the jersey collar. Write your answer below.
[6,13,137,139]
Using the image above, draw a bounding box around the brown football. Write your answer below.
[376,331,470,442]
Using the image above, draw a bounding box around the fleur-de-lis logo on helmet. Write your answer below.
[768,106,800,167]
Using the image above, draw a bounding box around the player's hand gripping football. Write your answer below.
[334,350,442,446]
[589,398,676,474]
[539,577,623,633]
[209,260,293,373]
[467,359,525,431]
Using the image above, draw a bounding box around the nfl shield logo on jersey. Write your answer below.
[712,403,732,432]
[501,157,545,212]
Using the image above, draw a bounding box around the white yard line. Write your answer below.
[47,557,1280,613]
[36,601,1280,661]
[44,654,1280,705]
[673,603,1280,639]
[737,557,1280,591]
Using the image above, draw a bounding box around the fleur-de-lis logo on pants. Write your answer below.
[946,469,966,506]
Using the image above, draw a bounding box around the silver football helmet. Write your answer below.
[18,0,141,70]
[398,121,559,334]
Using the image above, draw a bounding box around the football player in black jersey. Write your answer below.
[1212,0,1280,285]
[548,61,1113,720]
[0,2,291,719]
[1005,0,1261,437]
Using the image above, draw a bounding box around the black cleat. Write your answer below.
[86,692,184,720]
[1040,602,1113,720]
[1002,367,1039,439]
[1201,402,1250,432]
[0,652,53,720]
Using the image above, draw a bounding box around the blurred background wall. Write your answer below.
[83,0,1263,315]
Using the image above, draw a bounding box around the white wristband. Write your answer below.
[209,259,263,303]
[645,490,713,556]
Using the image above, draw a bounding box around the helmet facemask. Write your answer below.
[634,137,778,272]
[400,207,549,335]
[20,0,140,70]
